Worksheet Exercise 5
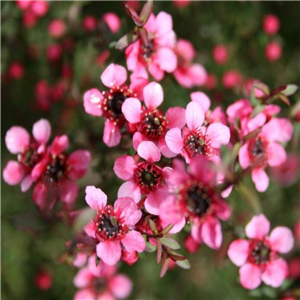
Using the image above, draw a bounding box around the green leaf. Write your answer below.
[161,224,174,235]
[250,104,265,118]
[145,241,156,253]
[175,259,191,269]
[160,257,170,278]
[148,218,157,232]
[96,255,101,266]
[252,82,270,95]
[72,208,95,234]
[160,237,180,250]
[140,0,153,26]
[275,93,290,106]
[115,32,138,50]
[281,84,298,96]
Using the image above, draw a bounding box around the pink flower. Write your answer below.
[212,44,229,65]
[84,186,146,265]
[205,73,218,90]
[73,255,132,300]
[83,63,148,147]
[222,70,242,89]
[263,14,280,35]
[3,119,51,191]
[172,0,191,8]
[165,100,230,163]
[114,141,170,215]
[173,39,207,88]
[159,156,231,249]
[47,43,63,62]
[32,136,91,210]
[125,12,177,81]
[239,118,293,192]
[102,13,121,34]
[265,41,282,62]
[34,269,53,290]
[82,15,97,32]
[228,214,294,290]
[8,62,24,80]
[30,1,49,17]
[121,81,186,157]
[48,19,66,38]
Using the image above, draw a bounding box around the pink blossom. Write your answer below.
[16,1,31,10]
[228,214,294,289]
[73,255,132,300]
[102,13,121,34]
[48,19,66,38]
[265,41,282,62]
[184,234,200,253]
[114,141,170,215]
[47,43,63,62]
[263,14,280,35]
[212,44,229,65]
[159,156,231,249]
[289,257,300,280]
[30,1,49,17]
[82,16,97,32]
[125,12,177,81]
[222,70,242,89]
[172,0,191,8]
[84,186,145,265]
[165,100,230,163]
[8,62,24,80]
[22,10,38,28]
[205,73,218,90]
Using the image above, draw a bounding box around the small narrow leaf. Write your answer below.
[73,208,95,234]
[161,224,174,235]
[96,255,101,266]
[138,27,149,46]
[236,183,262,214]
[275,93,290,106]
[250,104,265,118]
[243,128,261,142]
[156,239,162,264]
[160,257,170,278]
[281,84,298,96]
[148,218,157,232]
[125,4,142,26]
[145,241,156,253]
[140,0,153,26]
[160,237,180,250]
[252,82,270,95]
[175,259,191,269]
[115,32,138,50]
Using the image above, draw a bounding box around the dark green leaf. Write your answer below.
[160,237,180,250]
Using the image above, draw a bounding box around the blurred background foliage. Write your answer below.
[1,1,300,300]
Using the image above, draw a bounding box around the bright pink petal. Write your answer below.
[247,113,266,132]
[51,135,69,155]
[267,142,286,167]
[85,185,107,210]
[213,198,231,221]
[96,241,121,265]
[113,155,136,180]
[239,143,250,169]
[121,230,146,252]
[68,150,91,180]
[245,214,270,239]
[32,119,51,144]
[206,123,230,148]
[132,132,147,151]
[228,239,250,267]
[73,267,92,288]
[74,289,94,300]
[201,216,223,249]
[100,63,127,87]
[83,88,103,116]
[261,258,288,287]
[239,263,262,290]
[166,107,186,129]
[269,227,294,253]
[21,174,33,192]
[3,161,24,185]
[156,48,177,73]
[148,62,164,81]
[5,126,30,154]
[262,118,293,143]
[189,64,207,86]
[103,120,121,147]
[125,42,139,71]
[114,197,142,226]
[190,91,211,113]
[186,102,204,130]
[143,82,164,110]
[157,137,177,158]
[165,127,183,154]
[98,292,115,300]
[252,168,269,192]
[121,98,141,123]
[144,188,167,215]
[59,180,79,204]
[84,222,96,238]
[117,181,141,203]
[109,274,132,299]
[159,195,185,226]
[155,12,173,36]
[33,181,48,210]
[31,157,47,181]
[137,141,161,163]
[73,253,87,268]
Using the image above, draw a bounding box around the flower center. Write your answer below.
[140,109,168,139]
[134,162,163,194]
[248,137,268,168]
[19,144,42,170]
[102,85,134,127]
[92,277,107,294]
[140,39,155,63]
[95,205,127,241]
[45,154,67,182]
[249,240,272,265]
[183,182,212,218]
[183,129,212,159]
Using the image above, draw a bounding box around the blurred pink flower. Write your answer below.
[82,15,97,32]
[34,269,53,290]
[263,14,280,35]
[47,43,63,62]
[102,13,121,33]
[48,19,66,38]
[265,41,282,62]
[222,70,242,89]
[8,62,24,80]
[212,44,229,65]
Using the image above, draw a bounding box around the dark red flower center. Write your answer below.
[248,137,268,168]
[140,109,168,139]
[134,162,163,194]
[95,205,127,241]
[140,39,156,63]
[183,129,212,159]
[18,143,42,170]
[91,277,107,294]
[102,85,135,127]
[45,154,67,182]
[248,239,274,265]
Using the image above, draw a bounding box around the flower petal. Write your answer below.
[3,161,24,185]
[103,120,121,147]
[143,82,163,110]
[67,150,91,180]
[190,91,211,113]
[245,214,270,239]
[252,168,269,192]
[201,216,222,249]
[137,141,161,163]
[121,98,141,123]
[166,107,186,129]
[113,155,136,180]
[51,135,69,155]
[73,267,92,289]
[114,197,141,226]
[165,127,183,154]
[121,230,146,252]
[100,63,127,87]
[144,188,167,215]
[228,239,250,267]
[32,119,51,144]
[59,180,79,205]
[269,227,294,253]
[239,263,262,290]
[267,142,286,167]
[21,174,33,192]
[239,143,250,169]
[85,186,107,210]
[261,258,288,288]
[109,274,132,299]
[117,181,141,203]
[96,241,121,265]
[206,122,230,148]
[186,102,204,130]
[5,126,30,154]
[83,88,103,116]
[156,47,177,73]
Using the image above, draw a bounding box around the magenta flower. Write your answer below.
[83,63,147,147]
[3,119,51,191]
[125,12,177,81]
[32,135,91,210]
[239,117,293,192]
[121,81,186,157]
[84,186,146,266]
[228,214,294,290]
[159,156,231,249]
[73,255,132,300]
[165,101,230,163]
[114,141,170,215]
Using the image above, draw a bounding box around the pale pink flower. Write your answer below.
[228,214,294,290]
[83,63,148,147]
[263,14,280,35]
[84,186,146,266]
[73,255,132,300]
[114,141,170,215]
[125,12,177,81]
[173,39,207,88]
[159,156,231,249]
[165,100,230,163]
[265,41,282,62]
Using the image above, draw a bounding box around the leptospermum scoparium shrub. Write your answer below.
[2,1,300,300]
